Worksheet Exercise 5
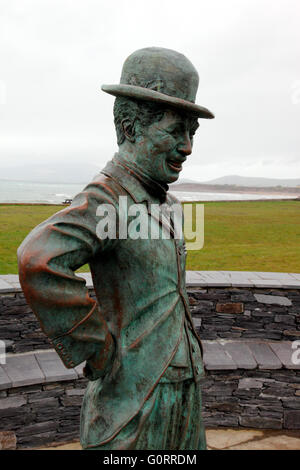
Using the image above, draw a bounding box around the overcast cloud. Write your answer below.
[0,0,299,183]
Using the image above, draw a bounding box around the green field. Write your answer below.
[0,201,299,274]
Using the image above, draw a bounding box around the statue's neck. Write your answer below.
[114,150,154,182]
[113,152,168,202]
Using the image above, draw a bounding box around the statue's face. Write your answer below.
[135,109,199,184]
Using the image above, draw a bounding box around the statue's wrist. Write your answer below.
[83,333,115,380]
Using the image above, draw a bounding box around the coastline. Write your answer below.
[1,178,299,204]
[170,183,300,197]
[1,197,299,206]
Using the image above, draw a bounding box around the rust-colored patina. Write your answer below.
[18,47,214,450]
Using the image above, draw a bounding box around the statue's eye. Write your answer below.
[189,122,199,138]
[167,125,181,136]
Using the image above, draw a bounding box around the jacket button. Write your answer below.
[178,246,185,255]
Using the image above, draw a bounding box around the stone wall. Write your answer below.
[188,288,300,342]
[0,377,87,448]
[1,368,299,448]
[0,292,51,353]
[1,287,300,353]
[202,369,300,430]
[1,272,300,448]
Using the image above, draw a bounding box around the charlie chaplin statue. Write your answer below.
[18,47,214,450]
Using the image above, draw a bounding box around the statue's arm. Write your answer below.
[17,181,117,380]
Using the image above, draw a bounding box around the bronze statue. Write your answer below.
[18,47,214,450]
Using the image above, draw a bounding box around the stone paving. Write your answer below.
[1,339,299,391]
[36,428,300,450]
[1,271,300,292]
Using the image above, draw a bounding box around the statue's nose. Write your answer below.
[177,132,192,157]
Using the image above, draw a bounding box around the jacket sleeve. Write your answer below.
[17,179,118,380]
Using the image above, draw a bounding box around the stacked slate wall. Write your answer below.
[188,288,300,342]
[0,370,299,448]
[0,378,87,448]
[1,287,299,353]
[1,284,300,448]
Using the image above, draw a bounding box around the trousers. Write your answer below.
[84,378,207,450]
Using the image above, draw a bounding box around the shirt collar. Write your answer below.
[100,156,169,204]
[100,157,178,239]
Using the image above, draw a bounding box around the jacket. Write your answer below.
[17,158,204,447]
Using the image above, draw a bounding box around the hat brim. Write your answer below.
[101,84,214,119]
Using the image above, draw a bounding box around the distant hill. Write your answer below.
[171,178,197,185]
[170,174,300,196]
[201,175,300,188]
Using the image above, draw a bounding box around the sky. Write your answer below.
[0,0,300,183]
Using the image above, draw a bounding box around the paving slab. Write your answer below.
[35,350,77,382]
[247,342,282,369]
[224,432,300,450]
[198,271,228,278]
[0,364,12,390]
[220,341,257,369]
[206,428,265,450]
[202,340,237,370]
[186,272,203,286]
[253,280,283,288]
[199,281,232,287]
[1,271,300,291]
[195,272,232,287]
[7,283,22,289]
[74,362,85,378]
[195,271,224,280]
[1,275,19,282]
[231,272,264,280]
[231,281,255,288]
[37,429,300,451]
[269,342,300,369]
[255,272,296,281]
[2,353,45,387]
[223,271,272,287]
[282,282,300,289]
[0,278,16,292]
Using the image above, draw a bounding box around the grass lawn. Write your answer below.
[185,200,300,272]
[0,200,299,274]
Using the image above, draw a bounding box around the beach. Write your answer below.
[0,179,298,204]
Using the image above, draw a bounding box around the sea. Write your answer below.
[0,179,296,204]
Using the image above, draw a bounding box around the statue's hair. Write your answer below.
[113,97,165,145]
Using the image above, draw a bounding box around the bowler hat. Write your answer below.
[101,47,214,119]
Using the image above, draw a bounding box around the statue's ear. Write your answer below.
[121,119,135,143]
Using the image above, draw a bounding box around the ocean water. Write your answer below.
[0,179,295,204]
[0,180,84,204]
